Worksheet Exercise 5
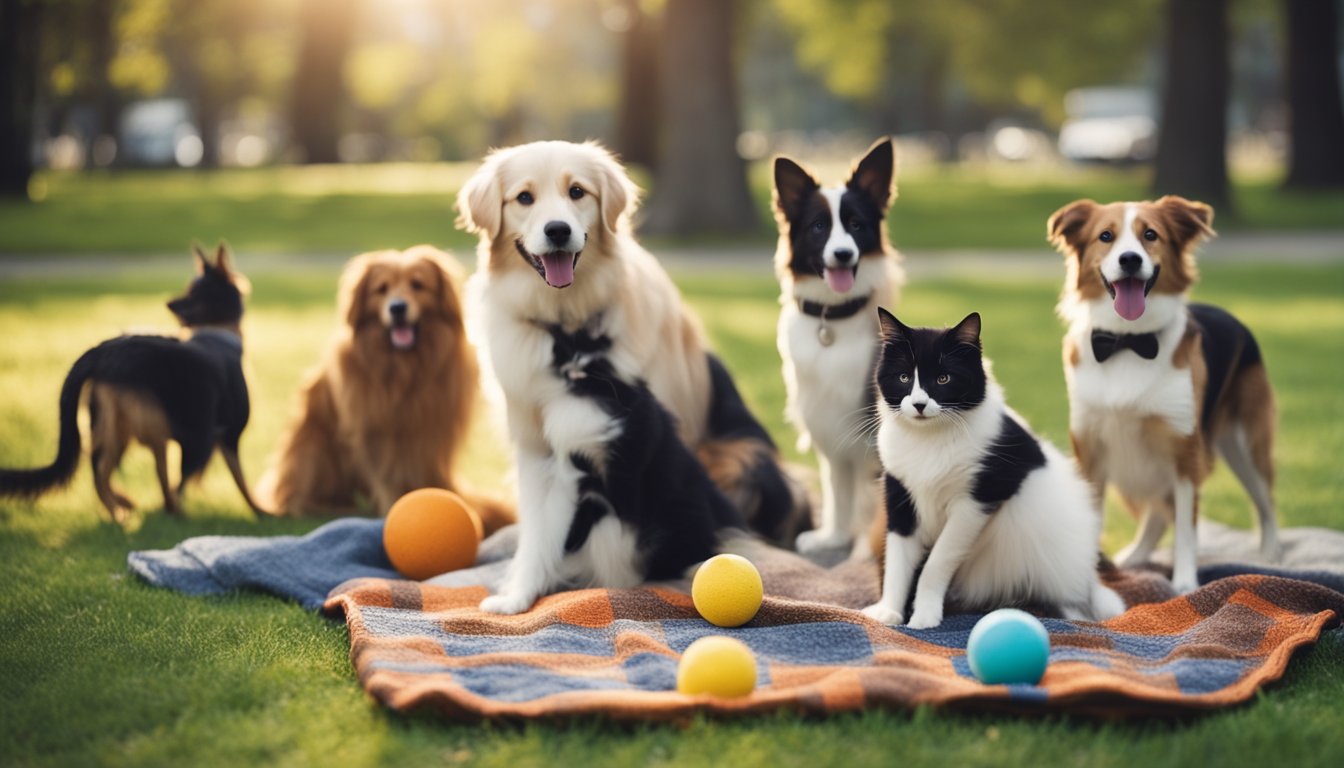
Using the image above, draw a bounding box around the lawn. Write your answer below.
[1,256,1341,767]
[3,162,1343,255]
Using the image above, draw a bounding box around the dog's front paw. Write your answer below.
[861,602,904,626]
[479,592,535,615]
[1112,543,1150,569]
[905,602,944,630]
[796,528,852,555]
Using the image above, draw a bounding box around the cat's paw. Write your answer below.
[480,592,535,615]
[796,528,852,555]
[905,602,944,630]
[861,603,904,626]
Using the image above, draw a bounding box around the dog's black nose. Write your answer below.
[913,402,926,414]
[544,221,572,246]
[388,299,408,319]
[832,248,855,264]
[1119,252,1143,275]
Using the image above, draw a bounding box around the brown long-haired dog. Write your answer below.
[255,246,513,533]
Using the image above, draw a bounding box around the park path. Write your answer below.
[1,231,1341,280]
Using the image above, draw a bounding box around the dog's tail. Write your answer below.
[699,353,813,545]
[0,346,100,498]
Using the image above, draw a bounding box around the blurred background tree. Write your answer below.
[3,0,1342,221]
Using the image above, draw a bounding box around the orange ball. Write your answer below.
[383,488,483,580]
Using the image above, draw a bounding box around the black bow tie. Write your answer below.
[1091,330,1159,362]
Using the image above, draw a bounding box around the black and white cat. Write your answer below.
[861,309,1125,629]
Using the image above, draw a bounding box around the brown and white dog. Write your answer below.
[256,246,513,534]
[1048,196,1281,592]
[457,140,807,614]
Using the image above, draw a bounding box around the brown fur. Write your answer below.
[1051,196,1281,572]
[256,246,514,534]
[89,384,175,520]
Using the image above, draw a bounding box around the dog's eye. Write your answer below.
[847,219,861,232]
[516,191,534,205]
[898,373,910,384]
[1099,230,1114,243]
[375,283,389,295]
[410,279,425,291]
[936,374,951,385]
[569,185,585,200]
[1144,228,1158,241]
[812,220,827,233]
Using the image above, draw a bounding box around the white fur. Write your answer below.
[777,223,902,555]
[463,143,716,615]
[820,188,860,267]
[862,376,1123,627]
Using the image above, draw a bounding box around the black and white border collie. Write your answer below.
[1048,195,1282,593]
[771,137,904,557]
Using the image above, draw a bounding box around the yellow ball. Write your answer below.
[383,488,483,580]
[676,636,758,697]
[691,554,763,627]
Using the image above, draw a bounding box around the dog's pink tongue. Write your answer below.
[391,326,415,350]
[825,268,855,294]
[1113,278,1147,321]
[541,253,575,288]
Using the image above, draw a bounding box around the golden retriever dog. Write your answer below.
[457,140,807,614]
[256,245,513,533]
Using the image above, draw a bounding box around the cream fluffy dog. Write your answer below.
[458,141,805,614]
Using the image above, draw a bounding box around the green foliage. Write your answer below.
[1,262,1342,766]
[772,0,1163,123]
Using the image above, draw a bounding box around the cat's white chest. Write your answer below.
[876,415,983,538]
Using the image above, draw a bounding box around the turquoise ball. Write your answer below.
[967,609,1051,685]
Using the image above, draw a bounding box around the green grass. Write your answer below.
[1,261,1342,767]
[3,163,1342,255]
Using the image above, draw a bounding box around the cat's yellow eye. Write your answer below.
[936,374,951,385]
[898,373,910,384]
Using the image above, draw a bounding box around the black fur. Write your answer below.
[703,353,808,544]
[772,138,892,281]
[0,249,254,509]
[1189,303,1263,434]
[970,414,1047,510]
[875,310,987,415]
[883,473,916,536]
[546,324,743,581]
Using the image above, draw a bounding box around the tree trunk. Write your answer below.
[643,0,758,235]
[289,0,358,164]
[614,0,660,167]
[0,0,42,197]
[1153,0,1231,209]
[1284,0,1344,188]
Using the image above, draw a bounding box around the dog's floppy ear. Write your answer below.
[846,137,896,212]
[589,143,640,234]
[417,246,466,327]
[1154,195,1216,250]
[456,154,504,239]
[1047,199,1098,256]
[338,253,375,328]
[772,156,819,221]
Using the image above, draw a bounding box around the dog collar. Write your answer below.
[1091,329,1159,362]
[798,293,872,347]
[190,327,243,353]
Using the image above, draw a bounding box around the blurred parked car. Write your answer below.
[120,99,203,167]
[1058,87,1157,163]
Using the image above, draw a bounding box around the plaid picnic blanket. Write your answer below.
[323,535,1344,720]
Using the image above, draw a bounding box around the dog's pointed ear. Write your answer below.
[950,312,982,350]
[590,143,640,234]
[846,137,896,212]
[773,156,819,221]
[1047,199,1098,257]
[191,241,210,274]
[338,253,375,329]
[213,242,233,273]
[456,154,504,240]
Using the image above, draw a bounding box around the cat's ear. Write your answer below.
[877,307,907,343]
[950,312,981,349]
